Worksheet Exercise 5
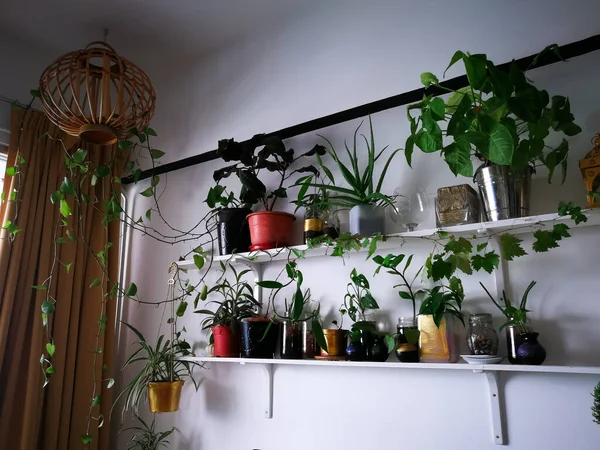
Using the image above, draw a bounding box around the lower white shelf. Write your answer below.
[184,356,600,446]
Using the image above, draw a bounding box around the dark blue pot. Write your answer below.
[346,341,366,361]
[516,332,546,365]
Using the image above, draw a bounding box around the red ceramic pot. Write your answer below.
[212,326,239,357]
[247,211,296,250]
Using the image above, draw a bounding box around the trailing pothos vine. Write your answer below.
[1,92,218,446]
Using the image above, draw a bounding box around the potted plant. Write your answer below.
[340,268,384,361]
[214,134,325,250]
[205,184,253,255]
[418,279,465,363]
[194,266,260,357]
[116,323,202,415]
[295,117,401,236]
[481,280,546,365]
[373,253,422,362]
[319,315,347,360]
[257,261,327,359]
[593,382,600,425]
[293,177,339,242]
[406,46,581,221]
[125,415,175,450]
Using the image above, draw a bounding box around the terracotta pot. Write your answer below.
[321,329,347,357]
[147,380,184,413]
[247,211,296,251]
[213,325,239,357]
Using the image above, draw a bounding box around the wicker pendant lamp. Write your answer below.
[39,40,156,145]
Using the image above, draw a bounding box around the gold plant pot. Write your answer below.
[147,380,184,413]
[418,315,459,363]
[321,329,347,357]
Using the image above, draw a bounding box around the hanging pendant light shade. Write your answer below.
[39,41,156,145]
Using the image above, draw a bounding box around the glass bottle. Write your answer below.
[395,317,419,362]
[304,205,324,243]
[323,208,340,239]
[466,313,498,355]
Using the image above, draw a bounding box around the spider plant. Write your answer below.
[125,415,175,450]
[480,280,536,331]
[295,117,401,208]
[114,323,202,417]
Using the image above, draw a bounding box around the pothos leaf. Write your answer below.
[176,301,188,317]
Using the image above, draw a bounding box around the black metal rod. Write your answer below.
[123,33,600,185]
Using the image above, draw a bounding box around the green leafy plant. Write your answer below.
[295,117,401,208]
[373,253,422,320]
[407,45,581,180]
[307,231,384,259]
[341,268,380,341]
[480,280,536,331]
[125,415,175,450]
[592,381,600,425]
[256,261,328,351]
[193,266,259,330]
[205,184,248,209]
[214,135,325,210]
[114,323,202,417]
[419,278,465,328]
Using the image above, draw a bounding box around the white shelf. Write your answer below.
[185,355,600,445]
[176,209,600,270]
[183,356,600,374]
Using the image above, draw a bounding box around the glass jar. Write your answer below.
[395,317,419,362]
[304,206,324,243]
[301,320,319,359]
[323,208,340,239]
[466,313,498,355]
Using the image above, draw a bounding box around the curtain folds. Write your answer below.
[0,109,123,449]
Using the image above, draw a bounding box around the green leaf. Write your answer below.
[532,230,559,252]
[443,50,465,77]
[46,343,56,357]
[30,89,41,98]
[145,127,158,136]
[5,166,16,177]
[72,148,88,164]
[45,366,55,374]
[476,243,488,252]
[151,149,165,159]
[59,199,71,218]
[430,257,454,281]
[405,135,415,168]
[471,251,500,273]
[91,395,101,407]
[106,378,115,389]
[65,263,72,274]
[32,284,47,290]
[139,187,154,197]
[485,122,514,165]
[444,142,473,177]
[558,201,588,225]
[257,281,284,289]
[499,234,527,261]
[125,283,137,296]
[41,301,55,314]
[50,190,62,204]
[429,98,445,121]
[151,175,160,187]
[176,301,188,317]
[193,254,205,271]
[118,140,133,150]
[463,54,488,90]
[552,223,570,239]
[90,278,101,288]
[96,165,111,178]
[420,72,439,88]
[384,334,396,353]
[60,177,76,196]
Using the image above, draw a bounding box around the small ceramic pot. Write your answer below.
[517,332,546,365]
[321,329,346,357]
[212,325,239,357]
[346,340,366,361]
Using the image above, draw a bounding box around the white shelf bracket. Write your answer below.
[473,369,505,445]
[239,362,273,418]
[235,258,264,308]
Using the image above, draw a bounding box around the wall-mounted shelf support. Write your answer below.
[473,368,505,445]
[239,361,274,419]
[233,257,264,308]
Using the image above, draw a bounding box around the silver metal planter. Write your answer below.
[474,166,532,221]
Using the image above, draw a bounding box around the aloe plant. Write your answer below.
[480,280,536,331]
[295,117,401,208]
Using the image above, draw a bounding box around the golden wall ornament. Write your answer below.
[39,41,155,145]
[579,134,600,208]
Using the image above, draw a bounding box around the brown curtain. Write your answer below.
[0,109,124,449]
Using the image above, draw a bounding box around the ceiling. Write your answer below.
[0,0,316,58]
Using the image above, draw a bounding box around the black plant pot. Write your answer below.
[241,319,279,359]
[346,340,366,361]
[280,321,303,359]
[368,336,389,362]
[217,208,252,255]
[517,332,546,365]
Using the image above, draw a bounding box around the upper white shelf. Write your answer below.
[182,355,600,375]
[176,209,600,270]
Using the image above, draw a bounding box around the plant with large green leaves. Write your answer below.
[419,278,465,328]
[213,134,325,211]
[373,253,422,320]
[406,45,581,180]
[480,280,536,331]
[295,117,401,208]
[340,268,380,340]
[193,265,259,329]
[256,261,328,351]
[113,323,202,417]
[125,415,175,450]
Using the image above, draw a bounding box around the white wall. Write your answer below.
[122,1,600,449]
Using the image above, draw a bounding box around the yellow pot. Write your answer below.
[418,315,459,363]
[321,329,347,357]
[148,380,184,413]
